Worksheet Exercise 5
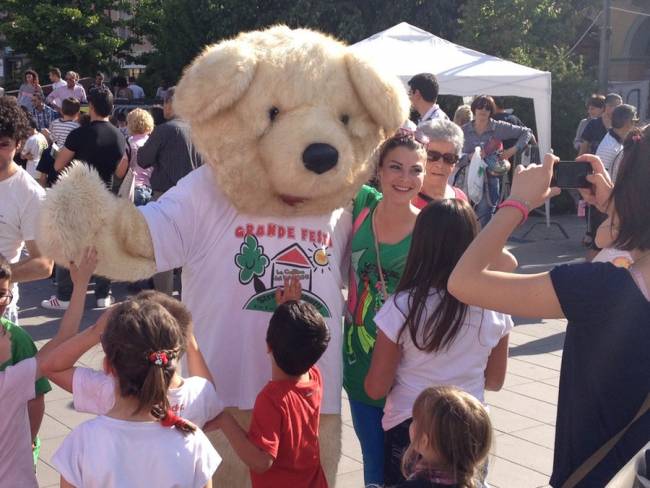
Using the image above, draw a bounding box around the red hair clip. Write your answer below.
[148,351,169,367]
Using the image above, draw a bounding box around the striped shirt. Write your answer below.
[595,129,623,174]
[50,119,80,147]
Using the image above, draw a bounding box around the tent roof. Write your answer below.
[351,22,551,99]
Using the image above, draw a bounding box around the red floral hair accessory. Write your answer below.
[148,351,169,367]
[159,408,194,432]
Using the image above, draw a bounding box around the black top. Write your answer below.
[65,121,125,186]
[397,480,458,488]
[580,117,607,153]
[137,118,203,193]
[549,262,650,487]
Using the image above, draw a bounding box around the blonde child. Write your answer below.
[51,295,221,487]
[0,248,97,487]
[41,289,223,428]
[398,386,492,488]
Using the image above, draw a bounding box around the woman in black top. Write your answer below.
[449,126,650,487]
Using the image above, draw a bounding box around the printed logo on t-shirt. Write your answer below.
[233,226,333,317]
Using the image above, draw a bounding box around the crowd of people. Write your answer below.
[0,64,648,488]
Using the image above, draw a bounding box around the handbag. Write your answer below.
[467,146,486,204]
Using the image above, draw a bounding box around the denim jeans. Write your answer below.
[134,185,152,207]
[56,266,110,301]
[476,174,501,228]
[349,398,385,486]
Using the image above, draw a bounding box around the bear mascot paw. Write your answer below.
[38,25,408,487]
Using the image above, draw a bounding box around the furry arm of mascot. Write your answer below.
[37,26,407,279]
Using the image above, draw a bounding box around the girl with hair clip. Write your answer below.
[398,386,493,488]
[41,290,223,430]
[51,299,221,488]
[343,128,426,487]
[449,127,650,487]
[364,199,514,486]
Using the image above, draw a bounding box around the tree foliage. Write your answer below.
[0,0,134,78]
[131,0,462,87]
[456,0,600,158]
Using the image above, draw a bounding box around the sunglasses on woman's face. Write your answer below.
[427,151,458,165]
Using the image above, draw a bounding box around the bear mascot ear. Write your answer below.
[173,39,258,123]
[344,51,409,136]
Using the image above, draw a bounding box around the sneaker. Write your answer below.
[96,296,114,309]
[41,296,70,310]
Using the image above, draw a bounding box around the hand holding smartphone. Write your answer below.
[551,161,593,189]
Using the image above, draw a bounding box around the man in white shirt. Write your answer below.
[46,71,87,110]
[48,68,67,91]
[128,77,145,99]
[0,97,54,323]
[596,103,637,180]
[408,73,448,128]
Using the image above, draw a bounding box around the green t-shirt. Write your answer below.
[0,317,51,396]
[343,185,412,406]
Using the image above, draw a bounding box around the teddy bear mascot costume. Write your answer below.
[38,25,407,485]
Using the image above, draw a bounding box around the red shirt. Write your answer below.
[412,186,468,209]
[248,366,328,488]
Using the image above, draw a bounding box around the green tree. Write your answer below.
[131,0,462,88]
[0,0,134,79]
[457,0,600,158]
[235,234,269,292]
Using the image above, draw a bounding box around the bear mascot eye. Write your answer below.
[340,114,350,125]
[269,106,279,121]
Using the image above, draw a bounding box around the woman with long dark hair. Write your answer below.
[18,70,43,111]
[364,199,515,486]
[449,127,650,486]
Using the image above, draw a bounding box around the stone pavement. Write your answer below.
[18,213,586,488]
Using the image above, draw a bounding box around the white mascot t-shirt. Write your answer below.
[140,165,351,413]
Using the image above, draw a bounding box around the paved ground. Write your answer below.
[19,213,587,488]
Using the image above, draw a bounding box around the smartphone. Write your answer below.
[551,161,593,189]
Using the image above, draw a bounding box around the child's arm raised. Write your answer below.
[38,247,98,385]
[209,412,273,473]
[185,320,214,385]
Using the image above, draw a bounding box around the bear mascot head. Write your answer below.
[172,25,408,216]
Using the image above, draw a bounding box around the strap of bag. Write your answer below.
[562,392,650,488]
[352,207,370,235]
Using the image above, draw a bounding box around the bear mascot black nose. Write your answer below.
[302,143,339,174]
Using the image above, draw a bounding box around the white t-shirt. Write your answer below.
[375,290,513,430]
[596,131,623,174]
[73,367,223,427]
[140,165,351,413]
[0,358,38,488]
[52,415,221,488]
[22,132,48,178]
[0,166,46,312]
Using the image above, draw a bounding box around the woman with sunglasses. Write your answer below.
[343,129,426,487]
[412,119,468,209]
[461,95,532,227]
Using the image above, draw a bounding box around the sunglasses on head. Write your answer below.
[427,151,458,165]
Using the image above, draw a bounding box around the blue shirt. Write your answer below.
[549,262,650,487]
[31,105,59,131]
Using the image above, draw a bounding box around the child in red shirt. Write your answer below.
[211,300,330,487]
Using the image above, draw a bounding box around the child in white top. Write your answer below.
[0,248,98,488]
[364,199,513,486]
[20,119,48,179]
[42,290,224,428]
[50,289,221,487]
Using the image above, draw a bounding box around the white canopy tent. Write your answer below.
[351,22,552,157]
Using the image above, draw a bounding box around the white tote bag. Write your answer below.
[467,146,486,204]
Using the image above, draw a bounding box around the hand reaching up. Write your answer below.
[69,247,98,288]
[275,275,302,304]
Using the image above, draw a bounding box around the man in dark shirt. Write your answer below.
[138,86,203,197]
[42,88,125,310]
[491,97,524,150]
[138,86,203,295]
[579,93,622,155]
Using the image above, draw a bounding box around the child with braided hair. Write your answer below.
[51,298,221,488]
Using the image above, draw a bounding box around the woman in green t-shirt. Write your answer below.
[343,130,426,486]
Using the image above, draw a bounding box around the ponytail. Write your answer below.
[101,300,190,435]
